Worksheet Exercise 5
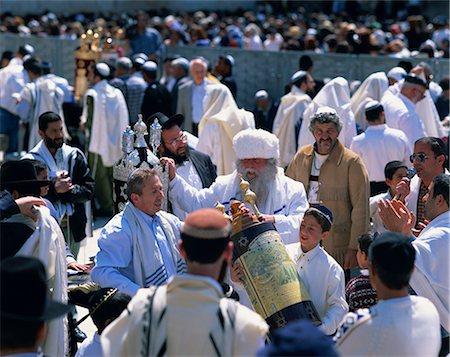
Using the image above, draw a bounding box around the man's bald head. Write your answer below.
[189,58,207,85]
[181,209,231,264]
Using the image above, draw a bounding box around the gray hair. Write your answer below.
[309,112,342,133]
[126,168,158,199]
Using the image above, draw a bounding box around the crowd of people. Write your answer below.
[1,1,449,58]
[0,4,449,357]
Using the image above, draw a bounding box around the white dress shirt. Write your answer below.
[369,190,392,234]
[381,90,427,150]
[172,160,203,219]
[350,124,411,182]
[286,242,348,335]
[192,81,207,124]
[0,61,27,115]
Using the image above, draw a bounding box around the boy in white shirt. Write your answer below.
[286,206,348,335]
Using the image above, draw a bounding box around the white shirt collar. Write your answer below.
[294,243,321,263]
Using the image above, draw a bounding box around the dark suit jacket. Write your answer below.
[189,149,217,188]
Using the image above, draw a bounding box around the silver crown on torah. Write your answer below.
[113,115,169,212]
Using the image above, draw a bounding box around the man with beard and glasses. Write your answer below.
[101,208,268,357]
[149,112,216,220]
[286,109,370,273]
[163,128,308,245]
[23,111,94,258]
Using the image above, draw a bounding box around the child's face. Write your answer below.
[37,169,49,197]
[299,215,328,252]
[386,167,408,195]
[356,247,368,269]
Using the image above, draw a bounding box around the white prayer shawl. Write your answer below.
[298,77,357,150]
[81,80,129,167]
[170,168,308,244]
[272,86,311,167]
[415,92,446,138]
[23,140,76,220]
[197,84,255,175]
[388,79,445,138]
[15,206,68,357]
[19,77,65,151]
[410,210,450,331]
[101,276,268,357]
[122,202,185,289]
[350,72,388,131]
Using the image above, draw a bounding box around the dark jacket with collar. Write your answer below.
[189,148,217,188]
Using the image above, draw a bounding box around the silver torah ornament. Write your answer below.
[113,117,163,213]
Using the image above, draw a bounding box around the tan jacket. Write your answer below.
[286,141,370,266]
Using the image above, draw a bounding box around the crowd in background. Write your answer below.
[1,1,449,58]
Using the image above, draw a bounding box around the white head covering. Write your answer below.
[298,77,357,148]
[291,70,307,84]
[387,67,407,82]
[255,90,269,100]
[350,71,388,130]
[95,63,110,77]
[233,129,279,160]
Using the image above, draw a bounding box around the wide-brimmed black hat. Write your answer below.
[1,256,71,321]
[148,112,184,130]
[0,160,52,190]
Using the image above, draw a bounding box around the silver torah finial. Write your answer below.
[133,114,148,149]
[149,118,162,155]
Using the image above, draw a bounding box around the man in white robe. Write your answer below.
[378,174,449,354]
[164,128,308,245]
[91,168,186,297]
[101,208,268,357]
[196,83,255,176]
[350,71,388,131]
[350,101,411,196]
[16,58,64,151]
[298,77,357,149]
[380,75,427,150]
[272,70,314,168]
[80,62,128,215]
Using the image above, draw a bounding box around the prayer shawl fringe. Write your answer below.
[123,203,185,289]
[16,206,68,357]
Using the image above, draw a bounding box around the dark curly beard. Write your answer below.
[160,142,190,165]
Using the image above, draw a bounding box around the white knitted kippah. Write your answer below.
[233,129,279,160]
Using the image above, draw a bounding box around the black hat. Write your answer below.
[369,232,415,275]
[257,319,339,356]
[0,160,52,190]
[404,74,427,89]
[148,112,184,130]
[1,256,71,321]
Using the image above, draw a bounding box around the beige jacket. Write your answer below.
[286,141,370,266]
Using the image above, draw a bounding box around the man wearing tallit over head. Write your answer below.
[196,83,255,176]
[297,77,357,150]
[388,64,446,139]
[350,72,388,132]
[80,62,129,215]
[272,70,314,168]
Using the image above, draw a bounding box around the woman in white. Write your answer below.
[197,83,255,176]
[350,72,388,131]
[298,77,357,149]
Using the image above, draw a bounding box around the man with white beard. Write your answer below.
[163,128,309,244]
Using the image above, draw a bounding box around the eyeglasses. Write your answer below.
[167,134,187,147]
[409,153,436,163]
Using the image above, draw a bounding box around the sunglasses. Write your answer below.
[409,153,436,163]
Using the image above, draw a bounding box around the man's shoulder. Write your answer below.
[100,211,130,237]
[178,80,194,91]
[229,299,269,332]
[189,149,214,164]
[334,308,372,345]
